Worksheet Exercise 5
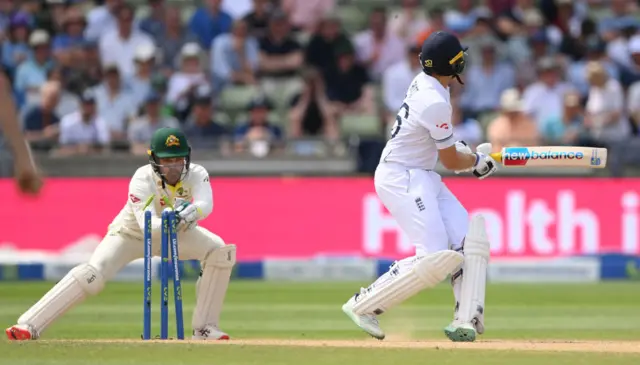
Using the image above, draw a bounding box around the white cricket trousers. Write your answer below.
[374,162,469,256]
[91,227,226,281]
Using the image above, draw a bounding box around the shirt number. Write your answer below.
[390,103,409,139]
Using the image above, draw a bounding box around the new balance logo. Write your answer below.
[436,123,449,129]
[415,197,425,211]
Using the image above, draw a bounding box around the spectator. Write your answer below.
[16,1,37,27]
[567,36,619,97]
[0,0,14,36]
[626,37,640,130]
[388,0,429,47]
[305,15,351,77]
[584,61,630,145]
[222,0,253,19]
[54,89,110,156]
[598,0,639,42]
[529,28,554,62]
[460,37,515,118]
[353,7,405,81]
[522,57,572,127]
[606,25,639,86]
[382,44,421,118]
[281,0,335,33]
[99,3,154,78]
[2,14,32,77]
[445,0,482,36]
[128,92,179,155]
[234,96,281,155]
[157,6,199,72]
[93,63,138,140]
[244,0,274,38]
[288,68,336,138]
[459,8,494,49]
[43,67,80,117]
[211,19,259,90]
[188,0,233,49]
[487,88,539,152]
[52,6,86,67]
[166,42,210,121]
[23,81,60,145]
[484,0,514,15]
[42,0,68,35]
[512,11,558,89]
[85,0,124,42]
[415,7,447,45]
[258,10,303,97]
[323,42,374,118]
[496,0,539,37]
[128,43,157,107]
[550,0,586,39]
[541,91,589,145]
[451,98,483,148]
[183,89,228,148]
[559,18,598,61]
[140,0,167,42]
[460,9,497,64]
[15,29,54,107]
[503,9,543,75]
[63,40,102,92]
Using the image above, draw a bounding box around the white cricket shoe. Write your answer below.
[192,325,230,340]
[444,303,484,342]
[444,320,477,342]
[342,294,385,340]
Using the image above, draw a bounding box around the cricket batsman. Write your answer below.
[341,31,498,342]
[6,127,235,341]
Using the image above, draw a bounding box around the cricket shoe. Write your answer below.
[444,306,484,342]
[192,325,230,340]
[444,320,476,342]
[342,293,385,340]
[5,324,37,341]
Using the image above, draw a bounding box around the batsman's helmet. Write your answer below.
[419,31,468,84]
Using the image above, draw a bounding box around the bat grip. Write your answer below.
[489,152,502,162]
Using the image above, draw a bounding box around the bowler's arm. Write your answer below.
[0,71,34,166]
[421,102,476,171]
[189,165,213,220]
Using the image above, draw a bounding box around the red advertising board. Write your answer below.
[1,177,639,261]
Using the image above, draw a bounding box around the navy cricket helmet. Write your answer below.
[419,31,468,84]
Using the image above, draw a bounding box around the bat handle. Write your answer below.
[489,152,503,162]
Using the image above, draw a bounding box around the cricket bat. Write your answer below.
[489,146,607,168]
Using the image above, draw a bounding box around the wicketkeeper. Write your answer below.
[6,127,236,341]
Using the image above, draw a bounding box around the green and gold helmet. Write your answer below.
[148,127,191,184]
[149,127,190,158]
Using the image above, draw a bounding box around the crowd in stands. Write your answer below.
[4,0,640,159]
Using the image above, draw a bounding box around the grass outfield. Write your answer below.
[1,281,640,364]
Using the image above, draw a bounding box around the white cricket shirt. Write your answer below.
[108,163,213,239]
[379,72,455,170]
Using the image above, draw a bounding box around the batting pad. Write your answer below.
[192,244,236,329]
[457,215,490,324]
[353,250,464,315]
[18,264,104,335]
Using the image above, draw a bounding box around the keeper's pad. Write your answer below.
[352,250,463,315]
[17,263,105,336]
[457,215,490,325]
[192,244,236,329]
